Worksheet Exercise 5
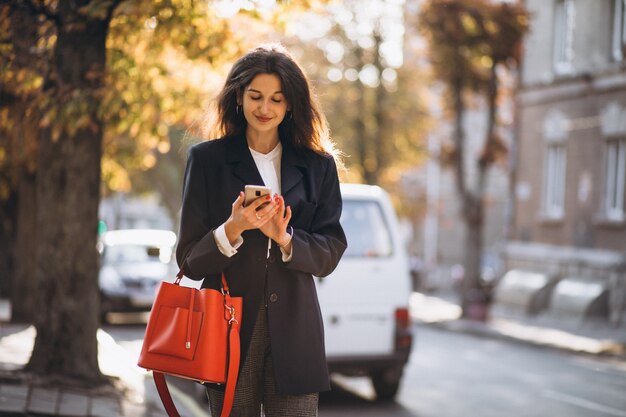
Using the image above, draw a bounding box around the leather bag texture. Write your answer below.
[137,272,242,417]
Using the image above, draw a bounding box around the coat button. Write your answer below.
[269,293,278,303]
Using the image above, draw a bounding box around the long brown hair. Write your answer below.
[207,43,341,163]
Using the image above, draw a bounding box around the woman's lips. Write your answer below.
[255,115,272,123]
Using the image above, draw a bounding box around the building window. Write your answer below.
[613,0,626,61]
[543,143,567,219]
[553,0,574,73]
[604,138,626,221]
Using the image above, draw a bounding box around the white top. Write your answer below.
[213,142,292,262]
[249,143,282,198]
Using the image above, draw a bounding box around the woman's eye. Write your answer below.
[272,99,282,103]
[250,96,261,101]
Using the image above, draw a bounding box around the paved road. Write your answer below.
[105,321,626,417]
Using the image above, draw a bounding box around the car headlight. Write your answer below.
[99,266,123,292]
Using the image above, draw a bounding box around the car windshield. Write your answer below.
[341,200,393,257]
[103,245,171,265]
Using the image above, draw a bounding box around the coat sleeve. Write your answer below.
[284,156,347,277]
[176,145,236,279]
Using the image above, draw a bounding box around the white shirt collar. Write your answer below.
[249,142,282,162]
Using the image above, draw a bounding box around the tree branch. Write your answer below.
[104,0,123,25]
[6,0,62,26]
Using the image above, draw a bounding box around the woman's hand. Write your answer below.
[223,192,278,245]
[260,194,293,251]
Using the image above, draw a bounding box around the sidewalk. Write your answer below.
[0,322,204,417]
[2,293,625,417]
[410,290,626,358]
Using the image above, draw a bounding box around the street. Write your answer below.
[105,320,626,417]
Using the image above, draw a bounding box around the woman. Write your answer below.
[176,43,347,416]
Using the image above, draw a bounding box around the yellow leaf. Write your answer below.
[142,153,156,169]
[52,127,61,142]
[480,55,493,68]
[460,13,478,36]
[157,140,170,154]
[0,182,10,201]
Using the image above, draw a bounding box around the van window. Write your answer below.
[104,245,167,264]
[341,200,393,257]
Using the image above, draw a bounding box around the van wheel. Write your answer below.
[371,368,402,401]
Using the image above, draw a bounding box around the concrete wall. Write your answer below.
[522,0,620,86]
[514,88,626,251]
[514,0,626,251]
[508,0,626,325]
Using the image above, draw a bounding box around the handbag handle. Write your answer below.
[154,271,240,417]
[152,316,240,417]
[174,269,231,294]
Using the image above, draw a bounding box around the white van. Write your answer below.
[316,183,413,401]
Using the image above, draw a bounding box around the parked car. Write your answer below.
[98,229,177,321]
[316,183,413,401]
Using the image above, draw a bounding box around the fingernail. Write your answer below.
[265,195,271,200]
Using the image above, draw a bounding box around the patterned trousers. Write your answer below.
[206,305,319,417]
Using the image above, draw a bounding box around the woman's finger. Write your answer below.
[284,205,292,223]
[257,198,278,218]
[232,192,244,209]
[252,194,272,211]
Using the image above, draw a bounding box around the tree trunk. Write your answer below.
[11,171,37,322]
[0,192,17,301]
[451,77,488,319]
[373,31,387,179]
[506,66,521,240]
[451,78,466,198]
[3,5,41,322]
[461,195,485,319]
[9,102,40,323]
[355,80,374,184]
[26,6,108,385]
[460,64,498,320]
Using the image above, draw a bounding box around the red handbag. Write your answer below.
[137,271,242,417]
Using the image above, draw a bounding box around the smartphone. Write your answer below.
[244,185,272,209]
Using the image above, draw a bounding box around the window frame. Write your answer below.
[542,141,567,220]
[340,199,394,258]
[553,0,575,74]
[603,137,626,221]
[612,0,626,61]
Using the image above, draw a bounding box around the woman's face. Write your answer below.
[241,73,289,136]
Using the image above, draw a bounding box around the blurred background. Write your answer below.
[1,0,625,416]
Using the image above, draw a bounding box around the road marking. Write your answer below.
[543,390,626,417]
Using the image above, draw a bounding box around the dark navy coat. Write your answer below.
[175,133,347,395]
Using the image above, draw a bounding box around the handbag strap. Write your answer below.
[153,273,240,417]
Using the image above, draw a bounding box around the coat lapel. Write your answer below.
[280,143,305,196]
[226,134,265,186]
[226,133,306,196]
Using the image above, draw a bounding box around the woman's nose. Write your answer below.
[260,100,270,113]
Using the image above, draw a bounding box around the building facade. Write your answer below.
[509,0,626,324]
[402,0,512,292]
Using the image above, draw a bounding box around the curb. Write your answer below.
[417,318,626,359]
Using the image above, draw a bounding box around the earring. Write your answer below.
[288,111,293,121]
[236,105,240,115]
